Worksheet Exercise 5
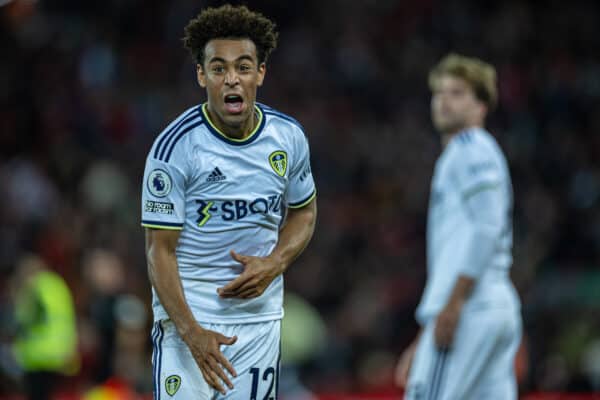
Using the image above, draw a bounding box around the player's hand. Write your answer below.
[217,250,284,299]
[182,325,238,395]
[395,340,417,388]
[434,302,461,350]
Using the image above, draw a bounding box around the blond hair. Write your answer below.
[429,53,498,111]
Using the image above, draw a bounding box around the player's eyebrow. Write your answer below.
[207,57,227,64]
[207,55,256,64]
[235,55,255,63]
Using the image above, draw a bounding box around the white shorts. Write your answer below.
[405,307,521,400]
[151,319,281,400]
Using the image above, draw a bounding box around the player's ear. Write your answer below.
[197,64,207,88]
[477,101,488,121]
[471,96,486,122]
[257,63,266,87]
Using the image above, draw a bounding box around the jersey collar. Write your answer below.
[201,103,265,146]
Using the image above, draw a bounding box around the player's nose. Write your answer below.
[224,70,240,86]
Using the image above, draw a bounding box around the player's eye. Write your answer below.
[212,65,225,73]
[239,64,252,72]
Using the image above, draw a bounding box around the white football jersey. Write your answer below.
[416,128,520,324]
[141,102,316,324]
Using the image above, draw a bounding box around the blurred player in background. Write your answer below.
[141,4,317,399]
[395,54,522,399]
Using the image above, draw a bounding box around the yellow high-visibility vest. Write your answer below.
[13,270,78,373]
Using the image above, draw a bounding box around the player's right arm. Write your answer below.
[141,129,237,394]
[145,227,237,395]
[434,141,507,349]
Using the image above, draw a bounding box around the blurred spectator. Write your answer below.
[82,249,125,384]
[280,292,327,400]
[582,339,600,391]
[80,295,150,400]
[11,255,78,400]
[82,377,141,400]
[112,294,152,393]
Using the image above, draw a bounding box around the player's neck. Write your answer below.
[440,124,482,148]
[205,104,258,140]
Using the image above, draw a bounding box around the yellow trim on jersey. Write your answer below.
[201,103,263,142]
[288,190,317,209]
[141,223,183,231]
[462,182,500,200]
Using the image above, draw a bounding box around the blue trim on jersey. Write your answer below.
[154,106,202,160]
[257,102,301,124]
[203,103,266,146]
[157,323,164,400]
[152,322,160,399]
[158,114,202,162]
[456,129,474,144]
[428,350,447,400]
[260,105,305,132]
[262,110,299,125]
[256,102,304,126]
[159,116,203,161]
[142,220,184,228]
[163,120,205,162]
[151,326,155,398]
[264,111,305,131]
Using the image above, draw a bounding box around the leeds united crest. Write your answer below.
[269,151,287,177]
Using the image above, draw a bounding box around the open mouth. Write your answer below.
[224,94,244,114]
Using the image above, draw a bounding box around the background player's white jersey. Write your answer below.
[416,128,520,324]
[141,102,316,324]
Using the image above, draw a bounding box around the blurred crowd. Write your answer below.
[1,0,600,397]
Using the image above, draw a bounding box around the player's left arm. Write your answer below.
[218,199,317,299]
[435,154,507,349]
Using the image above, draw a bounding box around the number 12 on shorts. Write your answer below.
[249,367,277,400]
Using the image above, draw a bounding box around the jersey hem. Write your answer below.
[417,301,521,325]
[153,310,284,325]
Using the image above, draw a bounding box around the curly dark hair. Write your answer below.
[183,4,278,66]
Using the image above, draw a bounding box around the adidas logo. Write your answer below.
[206,167,227,182]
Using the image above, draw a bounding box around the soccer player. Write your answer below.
[395,54,522,399]
[141,5,317,399]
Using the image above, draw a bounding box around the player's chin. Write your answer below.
[434,119,458,134]
[223,108,251,124]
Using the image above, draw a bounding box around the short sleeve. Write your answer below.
[141,153,187,230]
[451,147,502,200]
[286,133,316,208]
[443,147,505,279]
